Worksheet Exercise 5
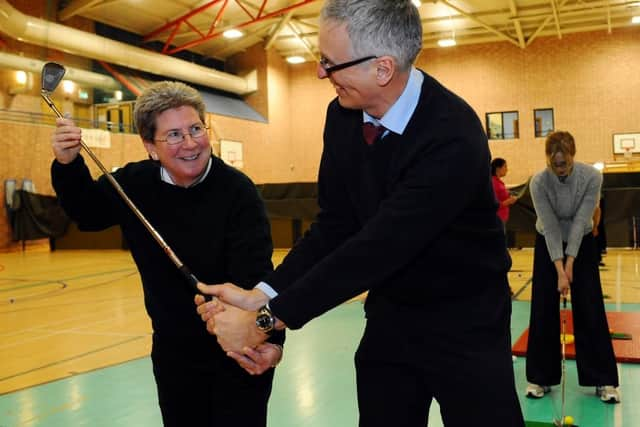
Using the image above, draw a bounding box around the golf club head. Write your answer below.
[41,62,66,93]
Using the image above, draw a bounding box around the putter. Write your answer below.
[41,62,201,295]
[554,296,568,427]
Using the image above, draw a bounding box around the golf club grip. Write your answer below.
[179,265,199,292]
[178,266,210,301]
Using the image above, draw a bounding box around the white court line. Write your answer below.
[616,254,622,312]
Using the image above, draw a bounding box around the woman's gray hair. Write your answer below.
[133,81,206,142]
[320,0,422,72]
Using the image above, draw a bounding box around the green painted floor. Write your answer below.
[1,301,639,426]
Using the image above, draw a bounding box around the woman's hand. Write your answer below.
[51,116,82,164]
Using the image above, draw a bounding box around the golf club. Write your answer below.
[554,296,568,427]
[41,62,201,295]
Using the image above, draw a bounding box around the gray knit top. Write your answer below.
[529,162,602,261]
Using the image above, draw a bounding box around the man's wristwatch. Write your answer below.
[256,304,275,335]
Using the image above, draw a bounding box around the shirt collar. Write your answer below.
[363,67,423,135]
[160,156,212,187]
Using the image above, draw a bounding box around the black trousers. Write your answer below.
[526,232,618,387]
[151,333,275,427]
[355,278,524,427]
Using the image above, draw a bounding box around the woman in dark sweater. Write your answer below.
[50,81,283,426]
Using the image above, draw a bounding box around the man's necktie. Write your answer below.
[362,122,385,145]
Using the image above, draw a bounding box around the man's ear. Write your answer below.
[143,140,159,160]
[375,56,396,86]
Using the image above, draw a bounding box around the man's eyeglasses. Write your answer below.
[155,123,209,145]
[319,55,377,75]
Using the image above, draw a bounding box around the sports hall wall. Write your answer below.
[286,27,640,187]
[1,0,638,250]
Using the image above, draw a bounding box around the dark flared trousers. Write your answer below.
[526,232,618,387]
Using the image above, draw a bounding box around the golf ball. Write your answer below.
[564,415,574,425]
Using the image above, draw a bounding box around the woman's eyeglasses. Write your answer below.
[155,123,209,145]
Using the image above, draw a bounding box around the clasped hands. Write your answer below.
[194,282,280,375]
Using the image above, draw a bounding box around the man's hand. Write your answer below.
[211,304,268,353]
[227,343,283,375]
[197,282,269,311]
[195,293,225,326]
[51,116,82,164]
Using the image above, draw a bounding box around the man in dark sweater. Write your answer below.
[51,81,283,426]
[196,1,524,426]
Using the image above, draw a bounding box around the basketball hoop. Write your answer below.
[624,147,633,160]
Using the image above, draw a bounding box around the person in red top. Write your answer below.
[491,158,517,224]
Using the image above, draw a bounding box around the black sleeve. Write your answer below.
[263,102,360,293]
[51,155,119,231]
[270,107,493,329]
[222,171,285,346]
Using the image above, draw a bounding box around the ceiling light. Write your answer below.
[16,70,27,84]
[62,80,75,94]
[223,29,243,39]
[632,16,640,24]
[411,0,421,7]
[438,38,457,47]
[286,56,305,64]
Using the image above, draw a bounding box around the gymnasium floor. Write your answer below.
[1,248,639,426]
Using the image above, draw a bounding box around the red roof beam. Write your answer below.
[144,0,225,42]
[207,0,230,37]
[234,0,256,20]
[166,0,319,55]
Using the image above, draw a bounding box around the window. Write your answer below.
[534,108,554,138]
[486,111,519,140]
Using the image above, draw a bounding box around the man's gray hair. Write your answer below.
[134,81,206,142]
[321,0,422,72]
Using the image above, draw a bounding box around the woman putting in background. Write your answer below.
[525,130,620,403]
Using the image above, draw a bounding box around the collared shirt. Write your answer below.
[363,66,423,136]
[256,67,424,300]
[159,157,213,187]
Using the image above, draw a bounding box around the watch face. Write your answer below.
[256,314,271,330]
[256,309,274,332]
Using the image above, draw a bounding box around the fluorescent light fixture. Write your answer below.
[62,80,75,94]
[632,16,640,24]
[593,162,605,171]
[16,70,27,84]
[223,29,243,39]
[286,56,305,64]
[411,0,421,6]
[438,38,457,47]
[114,90,123,101]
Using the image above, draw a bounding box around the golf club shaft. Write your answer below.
[42,92,200,293]
[560,296,567,426]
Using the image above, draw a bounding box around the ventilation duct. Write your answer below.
[0,0,257,95]
[0,51,120,90]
